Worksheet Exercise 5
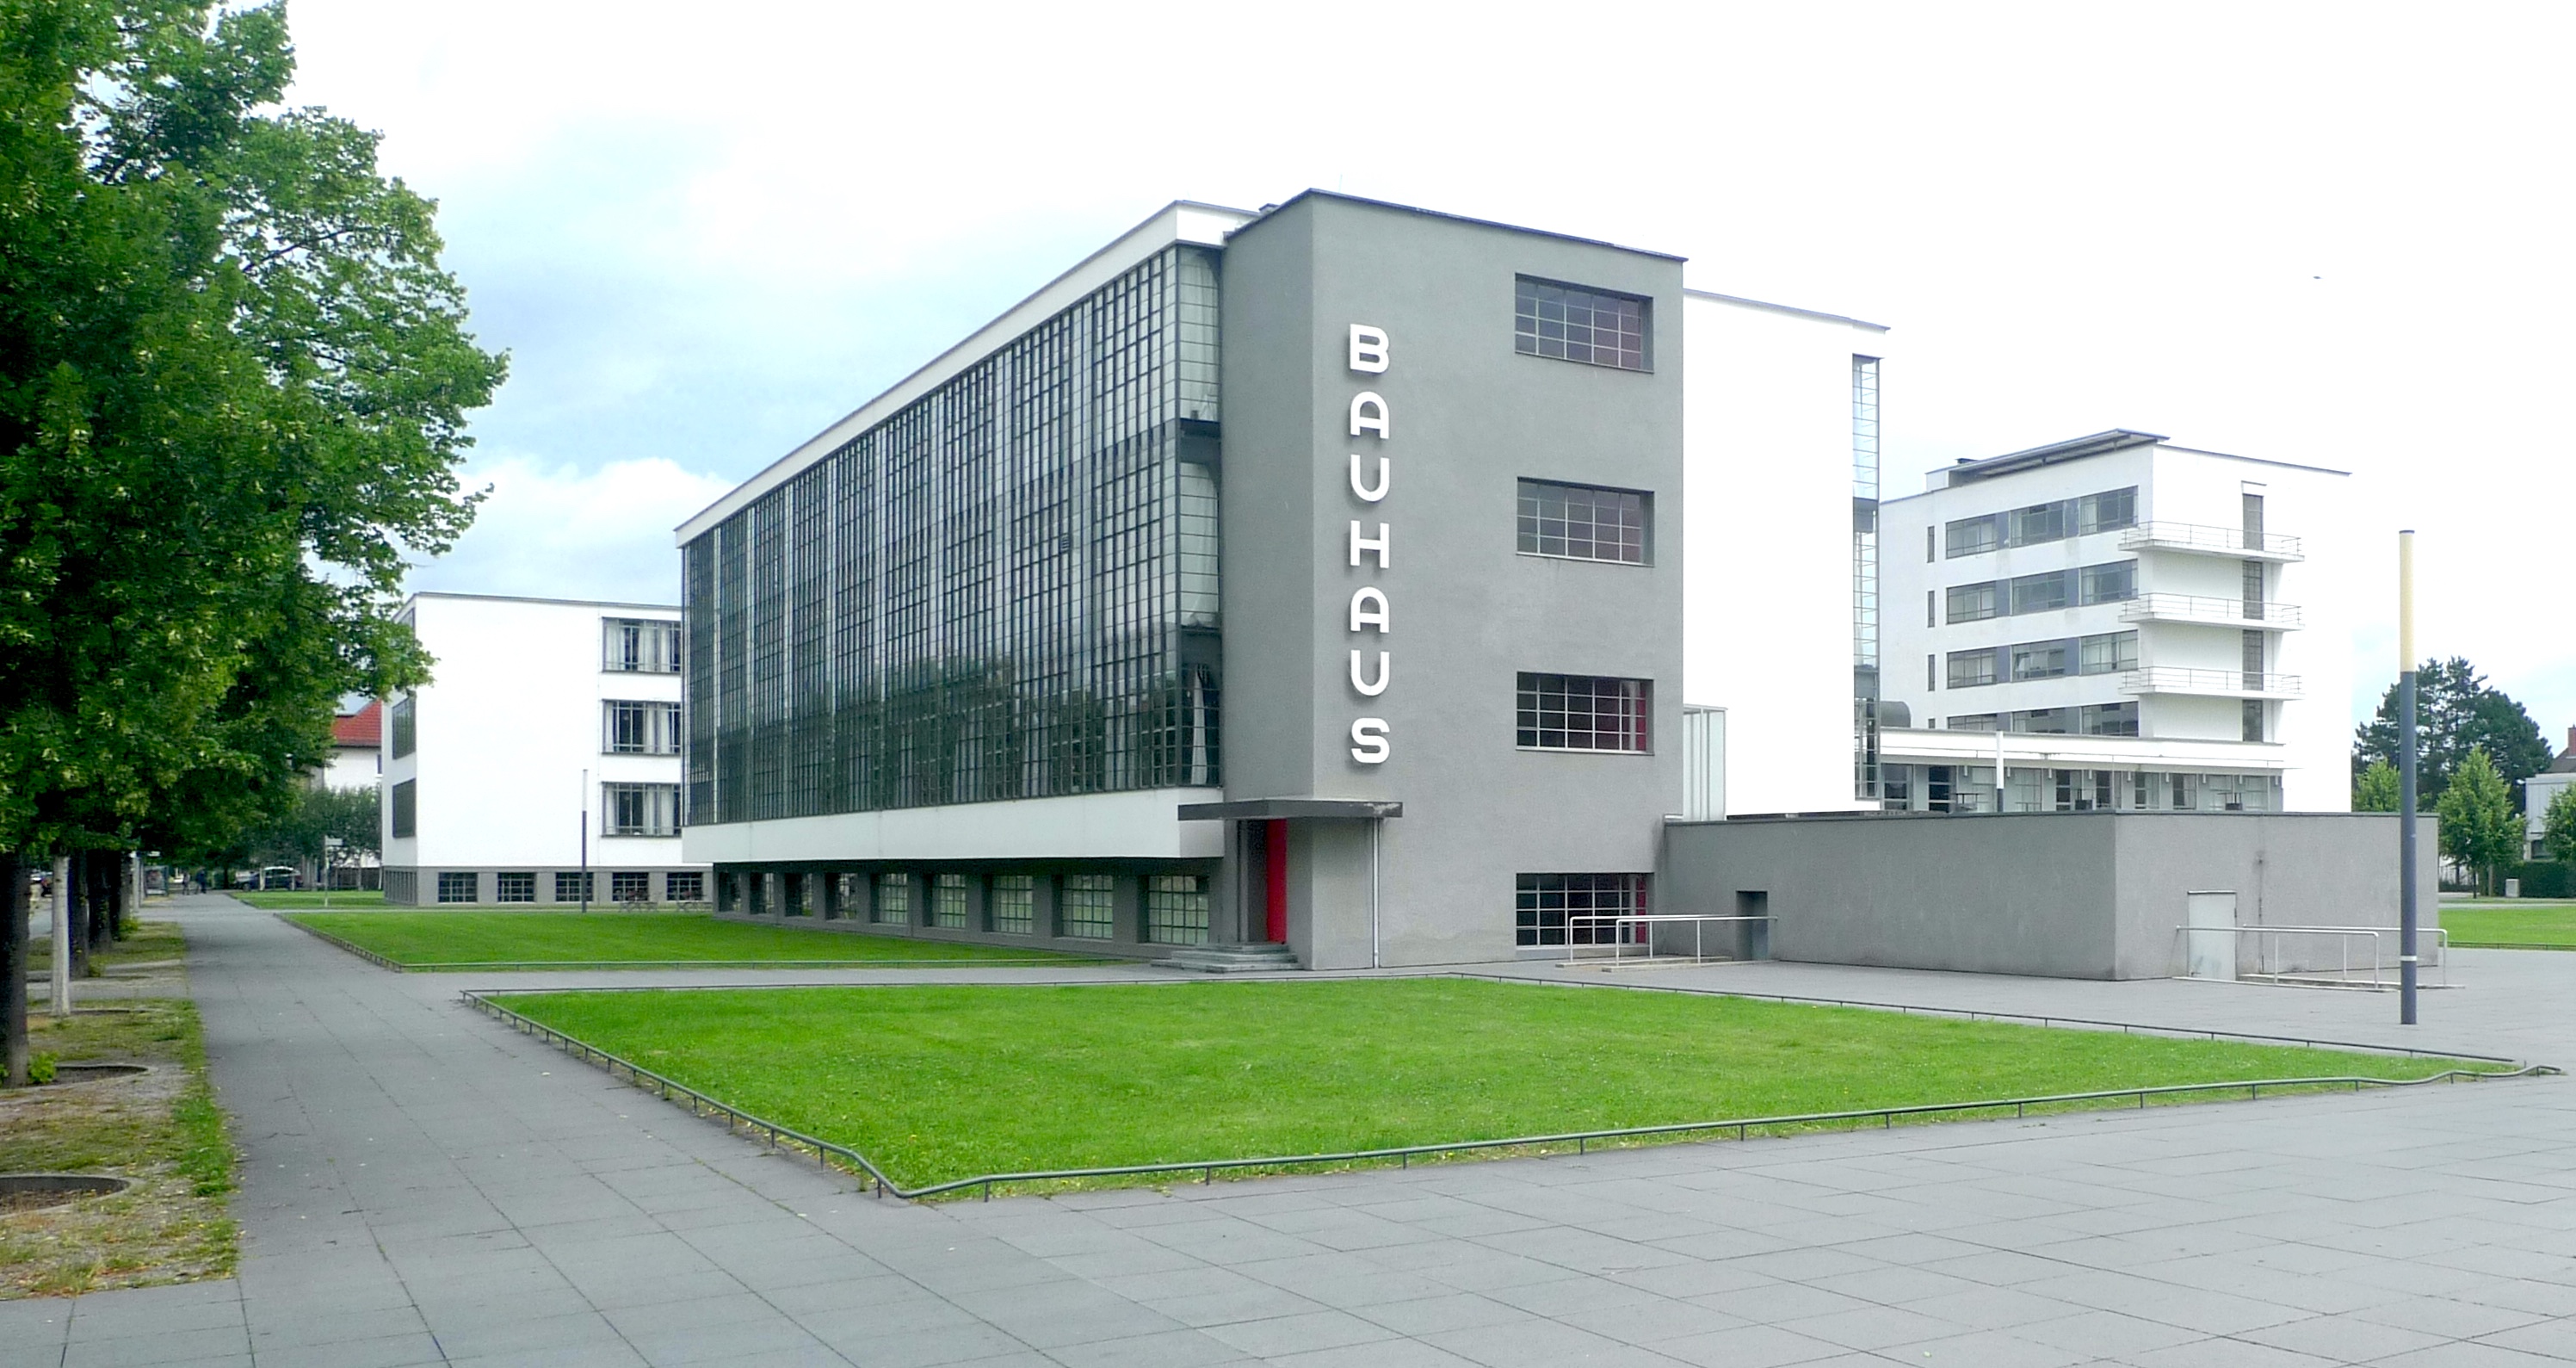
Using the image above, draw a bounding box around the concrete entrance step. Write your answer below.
[1164,943,1301,973]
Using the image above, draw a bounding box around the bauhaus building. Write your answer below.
[675,191,2359,971]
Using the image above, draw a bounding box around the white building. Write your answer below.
[1681,291,1890,817]
[2528,727,2575,860]
[381,592,707,906]
[1874,430,2355,814]
[320,701,383,791]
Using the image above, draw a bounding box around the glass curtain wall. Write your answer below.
[686,246,1222,825]
[1851,355,1882,801]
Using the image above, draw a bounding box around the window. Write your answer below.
[1516,673,1651,752]
[874,873,909,925]
[2007,503,2065,546]
[603,617,682,673]
[2081,702,2139,736]
[436,871,476,903]
[2079,561,2136,605]
[1946,649,2000,690]
[2011,708,2073,734]
[2009,640,2071,681]
[604,701,683,755]
[2008,570,2072,615]
[2243,628,2266,690]
[2243,699,2266,743]
[611,871,652,902]
[1925,527,1936,562]
[2079,630,2139,675]
[1945,582,1999,624]
[1946,713,1999,732]
[1514,277,1648,370]
[1943,515,2001,558]
[1515,873,1646,947]
[389,779,417,839]
[390,696,417,758]
[495,872,534,903]
[931,873,970,928]
[1059,874,1115,939]
[1146,875,1209,945]
[991,874,1035,935]
[1517,480,1648,564]
[602,783,681,837]
[1926,654,1936,690]
[2053,769,2116,812]
[666,871,704,903]
[1925,590,1936,628]
[2079,487,2137,535]
[554,871,592,902]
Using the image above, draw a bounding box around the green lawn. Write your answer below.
[2443,900,2576,947]
[283,910,1096,968]
[228,889,386,909]
[501,979,2495,1192]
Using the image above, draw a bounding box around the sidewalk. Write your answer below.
[4,897,2572,1366]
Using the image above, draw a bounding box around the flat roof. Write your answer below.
[1887,430,2352,502]
[405,591,679,614]
[1233,189,1687,263]
[1683,288,1888,333]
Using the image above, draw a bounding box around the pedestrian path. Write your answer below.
[5,897,2573,1366]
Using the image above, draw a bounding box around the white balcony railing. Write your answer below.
[2119,521,2304,560]
[2120,593,2304,628]
[2119,667,2303,698]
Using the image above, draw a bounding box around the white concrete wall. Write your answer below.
[382,594,699,870]
[1680,292,1887,814]
[682,787,1226,865]
[320,745,379,791]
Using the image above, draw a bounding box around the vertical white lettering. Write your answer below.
[1348,325,1390,374]
[1349,392,1390,439]
[1350,718,1392,764]
[1348,587,1391,633]
[1349,650,1390,696]
[1349,454,1390,502]
[1348,522,1392,569]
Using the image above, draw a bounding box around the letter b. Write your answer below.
[1349,325,1389,374]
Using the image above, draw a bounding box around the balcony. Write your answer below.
[2119,593,2303,629]
[2118,521,2304,561]
[2120,667,2302,699]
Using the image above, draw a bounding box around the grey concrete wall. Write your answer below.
[1220,193,1688,969]
[1659,812,2442,981]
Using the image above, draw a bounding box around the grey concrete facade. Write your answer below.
[1660,811,2443,980]
[1215,194,1688,969]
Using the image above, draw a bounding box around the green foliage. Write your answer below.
[283,911,1096,968]
[27,1050,56,1085]
[0,0,502,863]
[2353,659,2553,808]
[237,783,376,877]
[2353,758,2401,813]
[2437,747,2523,892]
[504,981,2497,1192]
[2546,787,2576,866]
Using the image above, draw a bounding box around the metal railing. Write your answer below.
[460,987,2548,1204]
[2120,666,2302,697]
[2176,925,2450,989]
[2120,521,2304,559]
[1559,913,1772,967]
[2121,593,2303,628]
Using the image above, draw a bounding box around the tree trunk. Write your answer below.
[3,852,28,1087]
[65,849,90,976]
[102,857,127,943]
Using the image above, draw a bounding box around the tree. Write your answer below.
[242,784,376,888]
[2354,759,2402,813]
[0,1,500,1085]
[2437,748,2521,894]
[2545,786,2576,867]
[2353,658,2553,808]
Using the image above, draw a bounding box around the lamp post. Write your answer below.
[579,768,590,914]
[2398,530,2418,1025]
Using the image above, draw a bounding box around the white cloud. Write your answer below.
[405,456,732,605]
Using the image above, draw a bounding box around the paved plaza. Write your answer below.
[5,896,2573,1366]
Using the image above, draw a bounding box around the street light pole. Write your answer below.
[579,767,590,914]
[2398,530,2418,1025]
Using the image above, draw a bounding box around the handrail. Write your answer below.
[459,988,2550,1205]
[2176,925,2449,987]
[2120,521,2305,559]
[1559,913,1771,967]
[2121,666,2303,697]
[2121,593,2303,628]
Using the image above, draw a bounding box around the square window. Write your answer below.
[1059,874,1115,939]
[665,871,704,902]
[931,872,970,928]
[611,871,652,902]
[495,872,534,903]
[991,874,1035,935]
[1145,875,1208,945]
[554,871,593,902]
[436,871,477,904]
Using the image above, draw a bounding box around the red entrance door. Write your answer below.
[1264,819,1288,944]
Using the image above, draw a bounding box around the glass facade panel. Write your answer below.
[2008,570,2073,614]
[1059,873,1115,939]
[991,874,1035,935]
[1517,480,1648,563]
[1946,649,2000,690]
[1516,673,1651,752]
[874,872,908,925]
[611,871,652,902]
[1514,873,1647,947]
[666,871,704,902]
[685,247,1223,825]
[494,872,534,903]
[2079,630,2139,675]
[389,778,417,838]
[436,871,476,903]
[2079,560,2136,604]
[1945,582,1999,623]
[602,783,681,836]
[390,696,416,758]
[931,872,969,928]
[554,871,592,902]
[2010,641,2071,681]
[1145,874,1208,945]
[1514,277,1649,370]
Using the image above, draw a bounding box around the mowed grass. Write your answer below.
[284,911,1098,968]
[227,889,386,909]
[502,978,2496,1191]
[2443,900,2576,947]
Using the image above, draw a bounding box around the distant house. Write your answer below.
[322,701,384,791]
[2530,726,2576,860]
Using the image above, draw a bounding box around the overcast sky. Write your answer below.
[281,1,2575,740]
